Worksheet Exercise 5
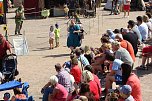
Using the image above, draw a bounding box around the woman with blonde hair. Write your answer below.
[82,70,100,101]
[143,15,152,38]
[48,75,68,101]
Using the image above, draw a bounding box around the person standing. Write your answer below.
[123,0,131,17]
[54,23,60,47]
[15,5,24,35]
[0,34,12,71]
[49,26,54,49]
[67,20,81,53]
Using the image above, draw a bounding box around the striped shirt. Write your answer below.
[56,69,71,93]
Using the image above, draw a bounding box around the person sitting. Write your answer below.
[121,28,138,56]
[84,46,95,65]
[48,75,68,101]
[127,20,142,45]
[112,41,133,66]
[11,88,26,101]
[84,65,102,94]
[82,70,100,101]
[121,63,142,101]
[92,43,113,74]
[104,53,123,93]
[115,34,136,62]
[136,16,149,42]
[119,85,135,101]
[55,63,71,92]
[75,48,90,70]
[143,15,152,38]
[70,57,82,84]
[41,63,71,101]
[79,83,91,101]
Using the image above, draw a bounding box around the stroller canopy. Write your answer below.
[0,80,22,91]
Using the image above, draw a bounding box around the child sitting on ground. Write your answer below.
[49,26,55,49]
[54,23,60,47]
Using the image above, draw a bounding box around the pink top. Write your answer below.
[126,73,142,101]
[93,74,102,94]
[89,80,100,101]
[70,65,82,84]
[52,84,68,101]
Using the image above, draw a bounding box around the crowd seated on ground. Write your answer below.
[41,12,152,101]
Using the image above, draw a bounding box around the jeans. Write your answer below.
[42,87,54,101]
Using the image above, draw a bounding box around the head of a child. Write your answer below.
[119,85,132,99]
[3,92,10,101]
[50,26,54,32]
[55,23,59,28]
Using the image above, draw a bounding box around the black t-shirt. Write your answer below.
[122,31,138,55]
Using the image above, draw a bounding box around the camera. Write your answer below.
[107,89,120,101]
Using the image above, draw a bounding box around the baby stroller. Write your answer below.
[1,54,18,83]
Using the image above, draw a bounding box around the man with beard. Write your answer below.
[0,34,12,71]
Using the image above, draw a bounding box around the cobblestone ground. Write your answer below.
[0,6,152,101]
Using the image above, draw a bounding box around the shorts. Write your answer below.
[55,37,59,43]
[142,46,152,56]
[115,74,122,85]
[49,38,54,44]
[123,5,130,11]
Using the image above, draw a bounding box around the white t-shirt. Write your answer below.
[49,31,55,39]
[132,25,142,41]
[138,22,149,41]
[123,0,131,5]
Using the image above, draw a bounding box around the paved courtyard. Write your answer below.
[0,6,152,101]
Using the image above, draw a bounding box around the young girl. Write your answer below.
[49,26,55,49]
[123,0,131,17]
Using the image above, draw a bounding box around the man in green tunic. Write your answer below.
[15,5,24,35]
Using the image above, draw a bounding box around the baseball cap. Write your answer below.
[119,85,132,95]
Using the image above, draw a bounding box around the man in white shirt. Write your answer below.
[136,16,149,41]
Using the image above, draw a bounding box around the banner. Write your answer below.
[13,37,29,55]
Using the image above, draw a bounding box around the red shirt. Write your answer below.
[120,40,136,62]
[70,65,82,84]
[93,74,102,95]
[89,80,100,101]
[126,73,142,101]
[0,40,11,59]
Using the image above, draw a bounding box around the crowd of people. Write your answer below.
[40,11,152,101]
[0,1,152,101]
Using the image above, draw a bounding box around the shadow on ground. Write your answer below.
[43,53,70,58]
[135,66,152,78]
[32,47,50,51]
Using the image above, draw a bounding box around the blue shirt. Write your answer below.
[112,59,123,76]
[78,54,90,67]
